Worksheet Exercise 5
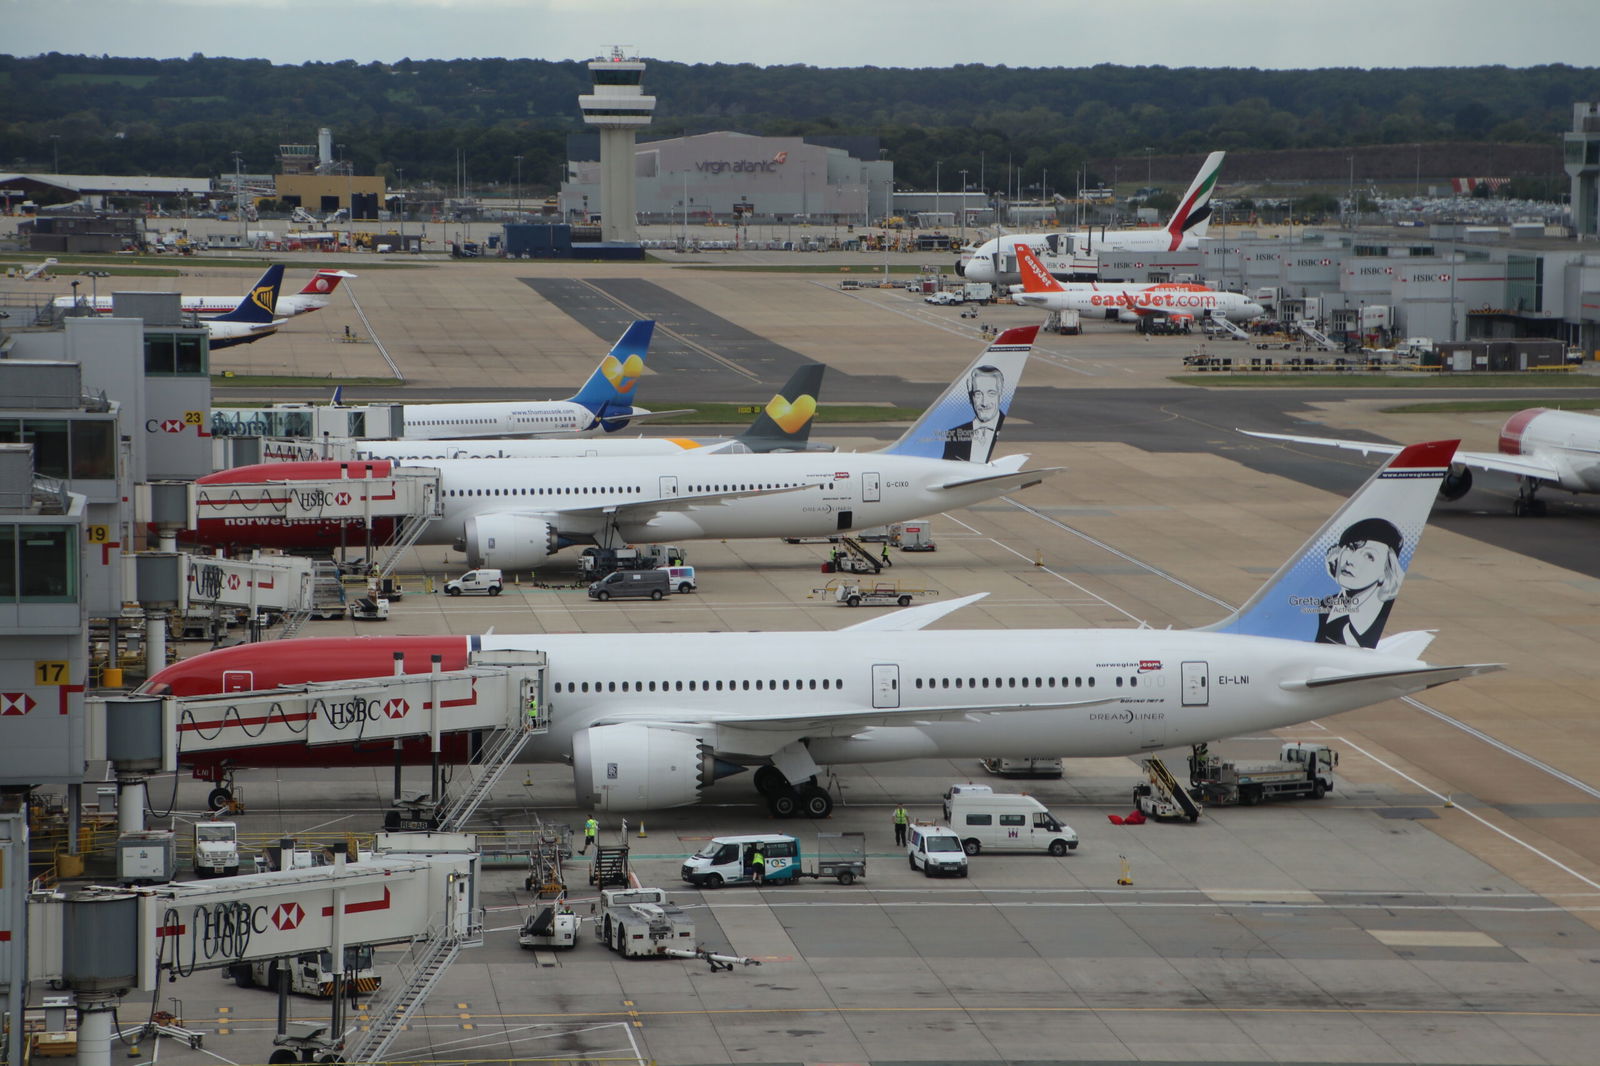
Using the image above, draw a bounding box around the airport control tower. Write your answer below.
[579,47,656,243]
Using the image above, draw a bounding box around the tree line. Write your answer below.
[1,52,1590,195]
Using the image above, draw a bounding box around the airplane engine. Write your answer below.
[1438,464,1473,501]
[571,724,743,811]
[463,514,557,570]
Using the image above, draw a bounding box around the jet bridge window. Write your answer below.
[0,525,77,602]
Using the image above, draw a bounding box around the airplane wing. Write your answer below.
[840,592,987,633]
[1240,430,1561,482]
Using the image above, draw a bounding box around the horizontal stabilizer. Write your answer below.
[1281,662,1503,693]
[934,461,1060,494]
[840,592,988,633]
[595,408,696,424]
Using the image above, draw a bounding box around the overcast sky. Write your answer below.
[6,0,1598,68]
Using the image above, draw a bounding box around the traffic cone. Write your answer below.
[638,820,648,839]
[1034,549,1044,567]
[1116,854,1133,886]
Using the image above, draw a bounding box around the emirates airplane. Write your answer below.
[54,266,354,318]
[190,327,1053,567]
[960,151,1225,284]
[1245,406,1600,516]
[146,438,1496,818]
[1012,242,1263,323]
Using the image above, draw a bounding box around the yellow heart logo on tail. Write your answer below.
[766,393,816,434]
[601,353,645,393]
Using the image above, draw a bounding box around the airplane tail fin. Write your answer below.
[736,363,826,451]
[1015,243,1066,294]
[1165,151,1226,250]
[1203,439,1459,648]
[880,325,1037,463]
[331,385,344,408]
[212,264,285,324]
[570,320,656,411]
[297,269,356,296]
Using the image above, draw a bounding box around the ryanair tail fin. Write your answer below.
[1165,151,1226,250]
[736,363,827,452]
[212,264,285,324]
[1203,439,1459,648]
[570,320,656,411]
[881,325,1037,463]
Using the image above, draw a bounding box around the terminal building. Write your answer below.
[559,131,894,226]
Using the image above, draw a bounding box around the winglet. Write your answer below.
[841,592,988,633]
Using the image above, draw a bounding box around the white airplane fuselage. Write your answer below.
[193,451,1044,559]
[56,294,330,317]
[484,627,1441,764]
[398,400,647,439]
[1500,407,1600,493]
[1014,286,1264,321]
[963,229,1195,285]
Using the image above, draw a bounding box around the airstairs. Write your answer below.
[341,924,473,1063]
[1295,320,1337,351]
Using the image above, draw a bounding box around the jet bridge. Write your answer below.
[194,466,444,577]
[88,651,548,829]
[31,833,480,1066]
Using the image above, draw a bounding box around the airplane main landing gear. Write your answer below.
[755,767,834,819]
[1514,478,1548,517]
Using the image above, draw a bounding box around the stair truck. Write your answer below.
[1189,742,1338,806]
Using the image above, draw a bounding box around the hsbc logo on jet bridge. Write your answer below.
[295,488,355,508]
[315,695,382,730]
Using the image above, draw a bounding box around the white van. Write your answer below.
[906,823,968,877]
[657,565,696,593]
[948,792,1078,856]
[942,782,994,821]
[444,568,503,596]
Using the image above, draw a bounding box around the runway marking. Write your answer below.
[343,283,402,382]
[573,280,759,382]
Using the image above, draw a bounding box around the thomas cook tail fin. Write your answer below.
[1165,151,1226,250]
[1203,439,1459,648]
[880,325,1037,463]
[570,320,656,411]
[212,264,285,324]
[736,363,827,452]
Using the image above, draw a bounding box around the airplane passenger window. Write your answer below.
[1089,677,1096,687]
[1116,677,1124,688]
[581,682,589,693]
[955,679,963,689]
[675,681,683,691]
[715,681,723,691]
[981,678,989,688]
[1130,676,1137,687]
[809,679,816,689]
[782,680,790,691]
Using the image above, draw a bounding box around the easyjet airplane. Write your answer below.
[145,438,1496,818]
[1012,242,1263,323]
[190,327,1051,566]
[54,267,355,318]
[960,151,1226,283]
[1245,406,1600,516]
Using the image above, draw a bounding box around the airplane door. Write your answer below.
[223,670,254,693]
[871,664,900,709]
[862,472,881,503]
[658,476,678,497]
[1181,661,1209,707]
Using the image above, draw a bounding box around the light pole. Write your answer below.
[1144,147,1152,187]
[51,135,59,174]
[395,167,404,250]
[958,168,968,241]
[86,269,109,308]
[514,154,523,217]
[935,160,941,226]
[232,150,245,248]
